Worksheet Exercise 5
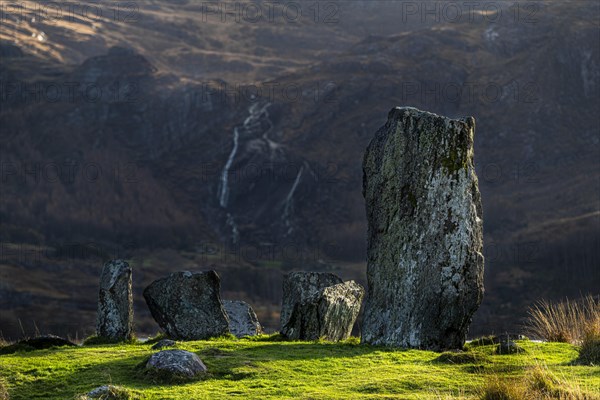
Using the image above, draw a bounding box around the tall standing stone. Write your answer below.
[143,271,229,340]
[96,259,133,340]
[362,107,484,351]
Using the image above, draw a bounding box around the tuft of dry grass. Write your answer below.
[526,295,600,344]
[577,317,600,365]
[479,363,599,400]
[0,379,8,400]
[479,375,525,399]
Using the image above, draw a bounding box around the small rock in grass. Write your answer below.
[151,339,176,350]
[84,385,132,399]
[434,350,489,364]
[145,350,207,380]
[496,340,525,355]
[0,335,76,355]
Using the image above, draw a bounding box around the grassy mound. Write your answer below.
[0,335,598,399]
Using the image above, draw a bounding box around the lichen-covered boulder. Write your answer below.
[96,260,133,341]
[280,272,364,341]
[280,272,342,330]
[362,107,484,351]
[223,300,262,337]
[143,271,229,340]
[145,350,207,380]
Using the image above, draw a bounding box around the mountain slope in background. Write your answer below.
[0,1,598,339]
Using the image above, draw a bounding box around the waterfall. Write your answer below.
[283,165,304,234]
[218,127,239,208]
[217,102,280,242]
[226,212,240,244]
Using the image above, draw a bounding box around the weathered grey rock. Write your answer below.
[496,339,524,355]
[84,385,129,399]
[151,339,176,350]
[145,350,207,379]
[223,300,262,337]
[362,107,484,351]
[280,272,364,341]
[143,271,229,340]
[96,259,133,341]
[280,271,342,330]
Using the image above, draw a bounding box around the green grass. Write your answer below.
[0,336,598,399]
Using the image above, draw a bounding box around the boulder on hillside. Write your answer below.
[143,271,229,340]
[96,259,133,341]
[280,271,342,330]
[361,107,484,351]
[145,349,207,380]
[280,272,364,341]
[223,300,262,337]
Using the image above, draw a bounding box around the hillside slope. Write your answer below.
[0,1,598,338]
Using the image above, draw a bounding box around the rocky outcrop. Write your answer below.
[280,272,364,340]
[145,350,207,380]
[362,107,484,351]
[223,300,262,337]
[96,260,133,341]
[143,271,229,340]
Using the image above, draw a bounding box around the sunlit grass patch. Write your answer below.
[0,338,598,399]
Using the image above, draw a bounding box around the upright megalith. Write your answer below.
[280,272,364,341]
[223,300,262,338]
[143,271,229,340]
[362,107,484,351]
[96,259,133,340]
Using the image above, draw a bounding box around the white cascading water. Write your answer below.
[217,102,278,242]
[218,127,239,208]
[282,165,304,234]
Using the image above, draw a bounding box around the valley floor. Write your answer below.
[0,336,598,399]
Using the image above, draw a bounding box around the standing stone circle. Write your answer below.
[143,271,229,340]
[362,107,484,351]
[96,259,133,341]
[280,272,364,341]
[223,300,262,337]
